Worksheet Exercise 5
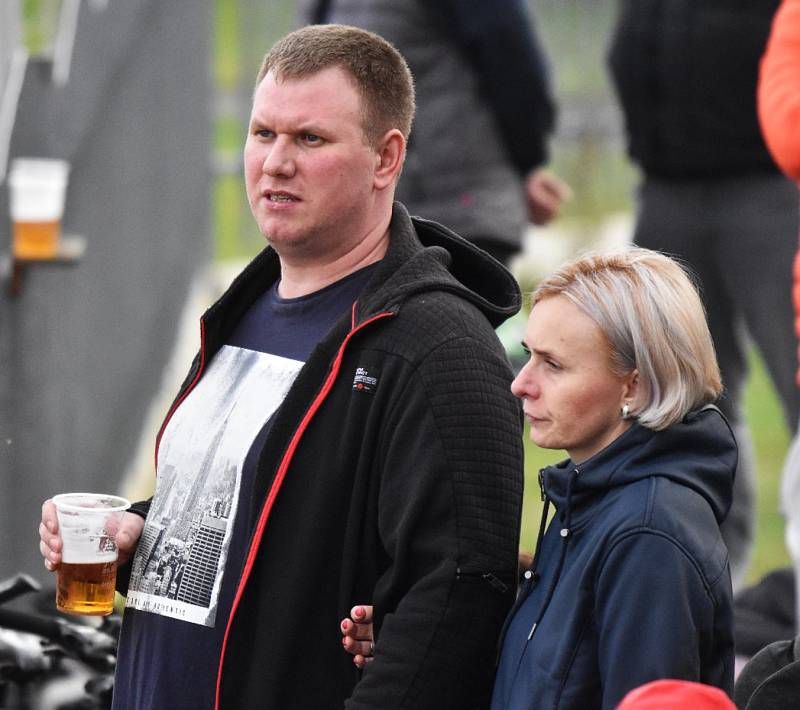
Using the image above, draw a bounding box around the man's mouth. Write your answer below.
[265,191,299,203]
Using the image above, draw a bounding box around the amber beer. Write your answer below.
[13,220,61,260]
[57,560,117,615]
[52,493,130,616]
[8,158,69,260]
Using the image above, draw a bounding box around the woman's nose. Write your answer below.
[511,361,538,399]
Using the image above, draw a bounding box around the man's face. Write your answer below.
[244,66,381,263]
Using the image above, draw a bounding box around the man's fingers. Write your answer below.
[39,538,61,570]
[114,512,144,565]
[39,520,62,553]
[115,512,144,551]
[42,500,58,532]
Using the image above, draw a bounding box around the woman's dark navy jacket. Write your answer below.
[492,407,737,710]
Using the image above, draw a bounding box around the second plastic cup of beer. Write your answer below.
[52,493,131,616]
[8,158,70,259]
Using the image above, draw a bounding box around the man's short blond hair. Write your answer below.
[533,247,722,430]
[256,24,415,146]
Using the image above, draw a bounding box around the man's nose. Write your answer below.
[263,136,296,177]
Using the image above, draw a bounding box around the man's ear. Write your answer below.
[373,129,405,190]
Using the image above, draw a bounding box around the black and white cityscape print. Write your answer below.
[125,345,302,626]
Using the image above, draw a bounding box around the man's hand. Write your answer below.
[526,168,573,225]
[340,604,375,669]
[39,499,145,571]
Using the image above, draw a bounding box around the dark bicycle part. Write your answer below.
[0,575,41,606]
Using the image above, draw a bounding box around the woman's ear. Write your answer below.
[622,368,640,406]
[373,129,406,190]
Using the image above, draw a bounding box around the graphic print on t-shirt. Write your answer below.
[125,345,302,626]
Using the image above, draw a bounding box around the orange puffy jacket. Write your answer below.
[758,0,800,383]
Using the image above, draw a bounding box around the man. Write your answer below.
[608,0,800,590]
[39,25,524,709]
[301,0,570,267]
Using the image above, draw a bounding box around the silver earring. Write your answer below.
[621,403,631,420]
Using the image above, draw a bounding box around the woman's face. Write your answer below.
[511,295,638,464]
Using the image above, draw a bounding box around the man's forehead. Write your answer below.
[251,67,364,124]
[262,65,358,94]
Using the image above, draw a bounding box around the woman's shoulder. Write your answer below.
[600,476,729,585]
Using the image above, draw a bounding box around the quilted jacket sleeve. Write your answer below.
[346,334,524,709]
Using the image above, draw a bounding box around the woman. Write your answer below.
[342,247,737,708]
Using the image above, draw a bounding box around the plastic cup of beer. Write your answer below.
[8,158,70,260]
[52,493,130,616]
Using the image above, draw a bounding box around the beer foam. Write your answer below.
[60,532,118,564]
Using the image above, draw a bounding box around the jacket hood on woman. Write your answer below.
[542,407,735,527]
[492,406,737,710]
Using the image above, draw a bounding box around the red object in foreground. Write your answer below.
[616,679,735,710]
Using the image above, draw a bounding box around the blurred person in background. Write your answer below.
[299,0,572,268]
[759,0,800,636]
[608,0,800,591]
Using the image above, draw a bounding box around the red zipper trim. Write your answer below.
[153,318,207,472]
[214,307,393,709]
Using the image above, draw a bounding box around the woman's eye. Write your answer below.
[546,360,561,371]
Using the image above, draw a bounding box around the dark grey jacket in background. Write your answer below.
[735,636,800,710]
[300,0,556,251]
[608,0,782,178]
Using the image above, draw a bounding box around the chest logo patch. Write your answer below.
[352,367,379,393]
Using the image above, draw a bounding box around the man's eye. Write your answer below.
[302,133,322,144]
[546,360,561,371]
[256,129,274,139]
[520,343,531,356]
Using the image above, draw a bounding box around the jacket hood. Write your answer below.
[542,406,737,525]
[357,202,522,328]
[200,202,521,350]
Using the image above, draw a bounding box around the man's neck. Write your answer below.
[276,223,390,299]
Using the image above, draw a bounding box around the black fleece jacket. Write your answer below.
[122,203,524,709]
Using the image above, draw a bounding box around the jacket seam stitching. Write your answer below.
[595,528,715,600]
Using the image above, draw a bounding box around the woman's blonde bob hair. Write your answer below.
[532,246,722,430]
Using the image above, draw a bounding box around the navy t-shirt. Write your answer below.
[112,264,378,709]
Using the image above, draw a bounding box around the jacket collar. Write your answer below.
[201,201,521,349]
[541,406,736,525]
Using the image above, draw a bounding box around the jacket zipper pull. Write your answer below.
[455,569,510,595]
[538,468,546,501]
[482,572,509,594]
